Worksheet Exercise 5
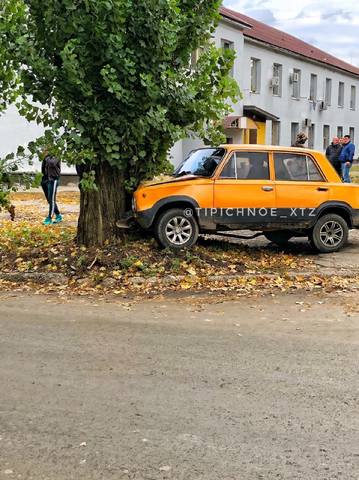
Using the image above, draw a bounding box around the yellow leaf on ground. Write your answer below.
[186,267,197,276]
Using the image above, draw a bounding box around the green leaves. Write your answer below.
[79,170,98,192]
[0,0,239,191]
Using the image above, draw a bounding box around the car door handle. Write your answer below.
[262,186,274,192]
[317,187,329,191]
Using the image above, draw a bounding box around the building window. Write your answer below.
[272,63,282,96]
[291,69,301,99]
[250,58,261,93]
[323,125,330,150]
[291,122,299,146]
[338,82,345,107]
[349,127,355,142]
[222,39,233,50]
[221,39,234,77]
[350,86,356,110]
[308,124,315,149]
[272,121,281,145]
[325,78,332,106]
[337,126,343,138]
[309,74,318,101]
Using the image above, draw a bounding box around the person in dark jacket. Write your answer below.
[325,137,343,177]
[292,132,308,148]
[339,135,356,183]
[41,148,62,225]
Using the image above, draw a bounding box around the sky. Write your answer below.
[222,0,359,67]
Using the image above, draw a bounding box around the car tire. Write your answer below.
[264,230,293,246]
[155,208,199,249]
[309,214,348,253]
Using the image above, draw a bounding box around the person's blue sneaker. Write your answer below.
[53,214,63,224]
[43,217,53,225]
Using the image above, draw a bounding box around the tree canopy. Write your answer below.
[0,0,239,244]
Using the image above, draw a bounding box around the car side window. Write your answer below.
[220,154,236,178]
[307,157,325,181]
[237,152,269,180]
[220,152,269,180]
[274,154,325,181]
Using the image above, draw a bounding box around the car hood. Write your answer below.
[140,174,203,187]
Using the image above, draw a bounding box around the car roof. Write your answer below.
[220,144,323,155]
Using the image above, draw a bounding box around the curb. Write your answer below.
[0,269,356,287]
[128,270,357,286]
[0,272,68,285]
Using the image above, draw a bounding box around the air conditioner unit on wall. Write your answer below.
[271,76,280,87]
[290,72,300,83]
[319,101,328,111]
[303,118,312,128]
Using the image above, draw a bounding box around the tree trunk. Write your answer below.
[77,162,127,247]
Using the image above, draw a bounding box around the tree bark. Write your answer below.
[77,162,127,247]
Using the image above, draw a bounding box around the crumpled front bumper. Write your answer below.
[134,209,154,229]
[116,211,136,230]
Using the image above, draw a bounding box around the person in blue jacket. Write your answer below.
[339,135,356,183]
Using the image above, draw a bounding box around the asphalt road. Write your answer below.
[0,292,359,480]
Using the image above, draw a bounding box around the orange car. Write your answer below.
[132,145,359,252]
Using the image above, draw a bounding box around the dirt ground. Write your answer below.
[3,189,359,277]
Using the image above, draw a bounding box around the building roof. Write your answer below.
[220,6,359,77]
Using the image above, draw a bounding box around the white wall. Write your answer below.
[214,20,245,116]
[0,105,78,173]
[175,30,359,164]
[241,39,359,150]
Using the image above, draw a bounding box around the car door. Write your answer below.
[273,152,329,225]
[213,150,276,227]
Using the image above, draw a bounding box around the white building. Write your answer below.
[1,6,359,171]
[173,6,359,166]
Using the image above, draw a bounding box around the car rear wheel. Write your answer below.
[264,230,293,246]
[309,214,348,253]
[155,208,199,249]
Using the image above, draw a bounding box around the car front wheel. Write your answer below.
[155,208,199,249]
[309,214,348,253]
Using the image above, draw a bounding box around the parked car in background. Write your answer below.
[132,145,359,253]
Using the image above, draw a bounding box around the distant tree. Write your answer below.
[0,158,16,220]
[0,0,239,246]
[0,154,39,220]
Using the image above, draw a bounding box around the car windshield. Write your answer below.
[174,148,226,178]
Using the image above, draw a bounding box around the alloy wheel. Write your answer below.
[165,216,193,246]
[319,220,344,247]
